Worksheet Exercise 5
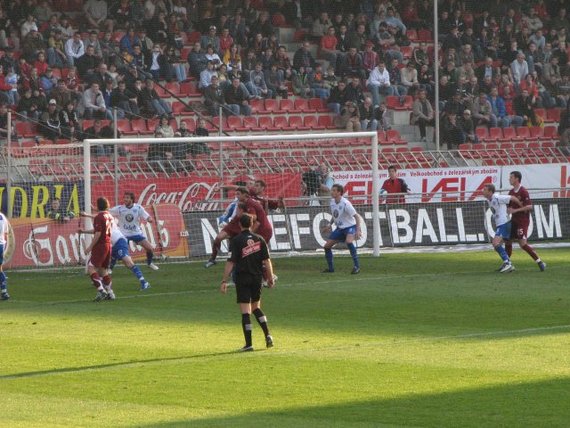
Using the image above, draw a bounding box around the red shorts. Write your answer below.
[510,221,529,240]
[223,222,241,238]
[90,243,111,269]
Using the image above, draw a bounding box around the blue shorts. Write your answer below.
[112,238,130,260]
[495,223,512,239]
[329,225,357,242]
[125,234,147,244]
[0,243,4,265]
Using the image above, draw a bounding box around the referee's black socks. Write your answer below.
[253,308,270,338]
[242,313,253,347]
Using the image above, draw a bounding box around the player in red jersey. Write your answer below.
[206,187,274,268]
[84,197,115,301]
[250,179,283,214]
[380,165,410,204]
[506,171,546,271]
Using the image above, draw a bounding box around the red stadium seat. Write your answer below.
[15,121,37,137]
[294,98,315,113]
[515,126,530,142]
[406,29,418,41]
[263,99,279,114]
[417,29,432,42]
[130,118,148,134]
[272,115,288,131]
[529,126,544,139]
[488,127,503,142]
[303,115,324,130]
[249,98,264,114]
[401,46,413,59]
[288,115,309,130]
[227,115,242,130]
[475,127,489,141]
[309,97,328,112]
[546,108,561,123]
[534,108,546,121]
[317,115,336,129]
[258,116,274,131]
[501,127,517,141]
[543,126,557,139]
[116,119,132,134]
[238,116,258,131]
[180,81,200,96]
[279,98,295,113]
[164,82,181,96]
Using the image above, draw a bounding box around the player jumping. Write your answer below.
[482,184,523,273]
[109,192,159,271]
[321,184,362,274]
[505,171,546,271]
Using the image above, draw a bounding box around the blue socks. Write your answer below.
[347,242,359,269]
[325,248,334,271]
[130,265,144,282]
[495,245,510,262]
[0,271,6,290]
[146,251,154,265]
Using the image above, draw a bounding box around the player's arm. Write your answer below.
[354,213,363,238]
[220,260,235,294]
[263,258,275,288]
[140,205,153,223]
[80,211,95,218]
[508,195,523,207]
[85,231,101,254]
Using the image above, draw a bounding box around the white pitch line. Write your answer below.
[2,323,570,381]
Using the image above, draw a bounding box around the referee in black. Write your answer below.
[220,213,275,352]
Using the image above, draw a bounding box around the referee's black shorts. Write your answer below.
[235,274,263,304]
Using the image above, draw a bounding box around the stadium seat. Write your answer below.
[475,127,488,141]
[501,127,517,141]
[417,29,432,42]
[529,126,544,139]
[153,85,169,98]
[317,115,336,129]
[488,127,503,142]
[288,115,309,131]
[406,29,418,41]
[546,108,561,123]
[294,98,316,113]
[515,126,530,142]
[248,98,264,114]
[172,101,194,116]
[386,129,407,145]
[401,46,413,59]
[227,115,242,130]
[309,98,328,112]
[258,116,275,131]
[534,108,547,121]
[543,126,557,139]
[164,82,181,96]
[130,118,148,134]
[303,115,325,131]
[15,121,37,138]
[272,116,288,131]
[116,119,132,134]
[458,143,472,150]
[263,99,279,114]
[279,98,294,113]
[238,116,258,132]
[179,81,200,97]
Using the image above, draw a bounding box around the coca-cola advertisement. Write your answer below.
[92,173,302,212]
[5,204,188,268]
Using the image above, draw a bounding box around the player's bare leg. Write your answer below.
[139,239,159,270]
[205,230,229,268]
[517,237,546,271]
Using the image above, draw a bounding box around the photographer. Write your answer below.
[302,165,333,206]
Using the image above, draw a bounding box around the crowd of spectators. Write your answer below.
[0,0,567,149]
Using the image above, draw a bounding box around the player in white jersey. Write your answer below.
[482,184,523,273]
[81,213,151,292]
[109,192,159,271]
[321,184,362,274]
[0,212,11,300]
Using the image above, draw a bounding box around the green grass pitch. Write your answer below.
[2,248,569,427]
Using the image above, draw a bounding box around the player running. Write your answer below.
[0,212,11,300]
[505,171,546,271]
[109,192,159,271]
[482,184,523,273]
[81,213,151,290]
[83,197,114,301]
[321,184,362,274]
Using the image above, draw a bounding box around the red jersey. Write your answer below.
[245,197,273,242]
[508,185,531,225]
[91,211,113,268]
[381,178,409,204]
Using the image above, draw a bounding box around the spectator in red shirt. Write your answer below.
[380,166,410,204]
[319,26,338,65]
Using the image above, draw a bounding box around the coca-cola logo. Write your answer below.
[137,182,224,212]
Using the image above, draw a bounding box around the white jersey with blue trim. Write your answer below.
[0,213,8,245]
[110,220,126,245]
[330,196,357,229]
[487,194,511,227]
[109,203,151,238]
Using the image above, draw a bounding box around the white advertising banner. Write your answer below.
[334,163,570,202]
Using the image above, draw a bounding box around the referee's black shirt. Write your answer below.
[229,230,270,279]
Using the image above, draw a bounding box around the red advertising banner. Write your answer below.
[5,204,188,268]
[91,173,302,212]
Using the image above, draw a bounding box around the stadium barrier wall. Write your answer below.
[185,198,569,258]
